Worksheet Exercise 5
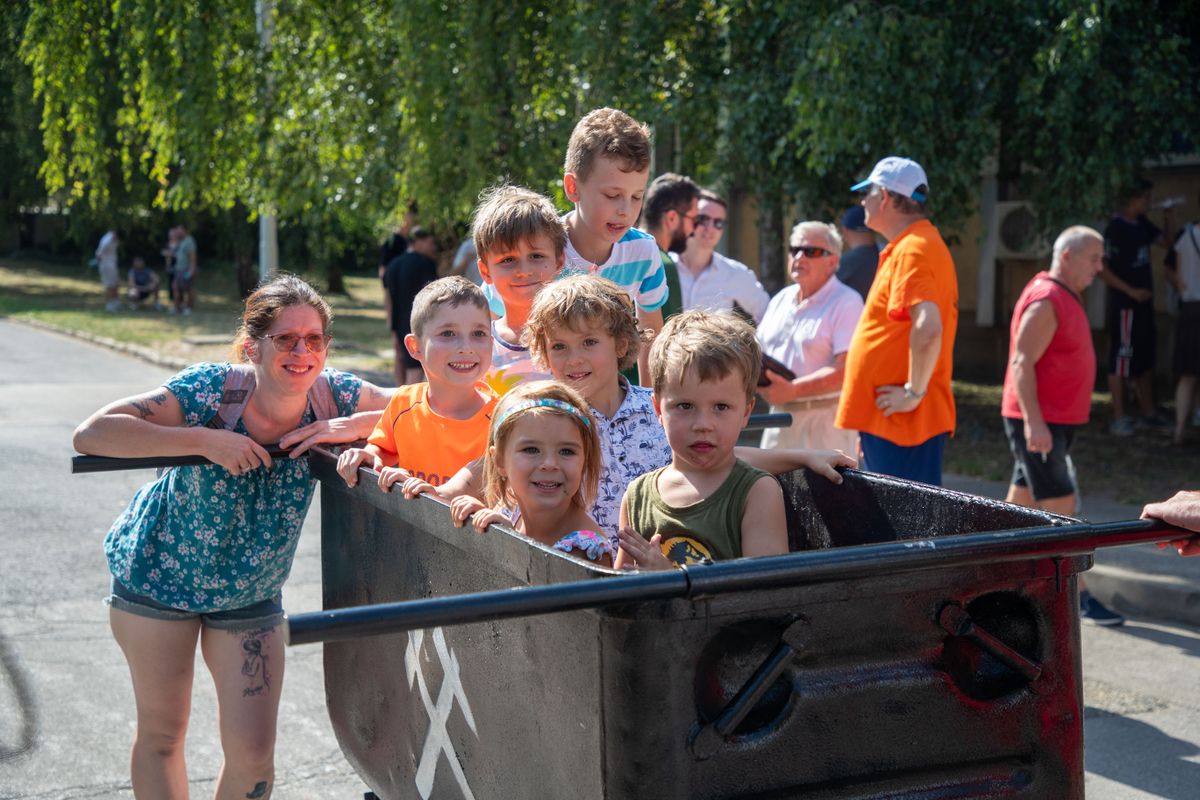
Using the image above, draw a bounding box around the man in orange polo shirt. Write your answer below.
[835,157,958,485]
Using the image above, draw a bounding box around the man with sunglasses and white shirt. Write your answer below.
[758,221,863,453]
[675,191,770,322]
[836,156,958,486]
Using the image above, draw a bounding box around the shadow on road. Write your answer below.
[1109,622,1200,660]
[1085,709,1200,800]
[0,627,39,763]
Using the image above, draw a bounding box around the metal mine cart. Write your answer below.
[283,447,1177,800]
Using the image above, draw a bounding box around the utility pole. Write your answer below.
[256,0,278,281]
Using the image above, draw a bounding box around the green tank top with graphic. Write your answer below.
[624,458,771,565]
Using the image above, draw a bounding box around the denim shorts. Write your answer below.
[107,577,285,632]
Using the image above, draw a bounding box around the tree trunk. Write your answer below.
[325,258,346,295]
[757,199,785,296]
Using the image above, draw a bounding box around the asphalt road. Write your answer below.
[0,319,1196,799]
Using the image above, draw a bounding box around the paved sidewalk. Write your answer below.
[944,474,1200,628]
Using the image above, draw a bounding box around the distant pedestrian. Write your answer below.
[836,205,879,301]
[836,156,958,485]
[450,234,485,289]
[171,224,198,316]
[125,257,163,311]
[1099,178,1175,436]
[384,227,439,385]
[757,221,863,453]
[95,229,121,313]
[1000,225,1123,625]
[675,191,770,322]
[378,201,418,281]
[161,227,180,303]
[1165,200,1200,445]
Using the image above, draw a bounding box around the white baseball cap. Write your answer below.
[850,157,928,201]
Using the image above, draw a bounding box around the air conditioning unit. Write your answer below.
[993,201,1051,259]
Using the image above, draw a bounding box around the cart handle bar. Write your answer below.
[71,414,788,474]
[284,517,1182,647]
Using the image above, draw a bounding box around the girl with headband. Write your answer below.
[466,380,616,565]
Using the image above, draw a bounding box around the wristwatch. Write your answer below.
[903,383,926,400]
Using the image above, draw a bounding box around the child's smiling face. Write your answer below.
[407,302,493,387]
[478,234,564,311]
[494,413,585,515]
[543,321,626,409]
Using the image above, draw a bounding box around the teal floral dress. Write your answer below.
[104,362,361,612]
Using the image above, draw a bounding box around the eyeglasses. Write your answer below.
[695,214,726,231]
[258,332,333,353]
[678,210,699,226]
[788,245,832,259]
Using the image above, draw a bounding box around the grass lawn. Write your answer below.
[4,256,1193,507]
[0,256,394,381]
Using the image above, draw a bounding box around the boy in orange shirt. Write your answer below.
[336,276,498,489]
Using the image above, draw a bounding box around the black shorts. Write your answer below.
[1174,301,1200,378]
[1107,301,1156,377]
[1003,417,1078,500]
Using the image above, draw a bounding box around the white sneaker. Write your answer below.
[182,307,192,316]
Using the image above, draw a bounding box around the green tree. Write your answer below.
[16,0,1200,294]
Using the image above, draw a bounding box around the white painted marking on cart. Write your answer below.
[406,627,479,800]
[903,540,937,549]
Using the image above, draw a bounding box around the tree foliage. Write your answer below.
[14,0,1200,290]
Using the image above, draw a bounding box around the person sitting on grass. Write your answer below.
[337,276,498,491]
[125,257,163,311]
[615,310,789,568]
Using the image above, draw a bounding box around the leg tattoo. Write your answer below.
[240,628,272,697]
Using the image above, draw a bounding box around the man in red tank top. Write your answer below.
[1001,225,1124,625]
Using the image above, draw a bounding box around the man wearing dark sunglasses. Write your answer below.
[758,221,864,454]
[676,191,770,321]
[835,156,959,486]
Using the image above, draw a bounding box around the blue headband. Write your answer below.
[494,398,591,438]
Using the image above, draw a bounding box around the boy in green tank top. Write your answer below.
[615,310,789,568]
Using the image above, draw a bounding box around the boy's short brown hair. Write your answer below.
[410,276,490,339]
[523,275,643,372]
[563,108,652,182]
[472,184,567,262]
[649,310,761,401]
